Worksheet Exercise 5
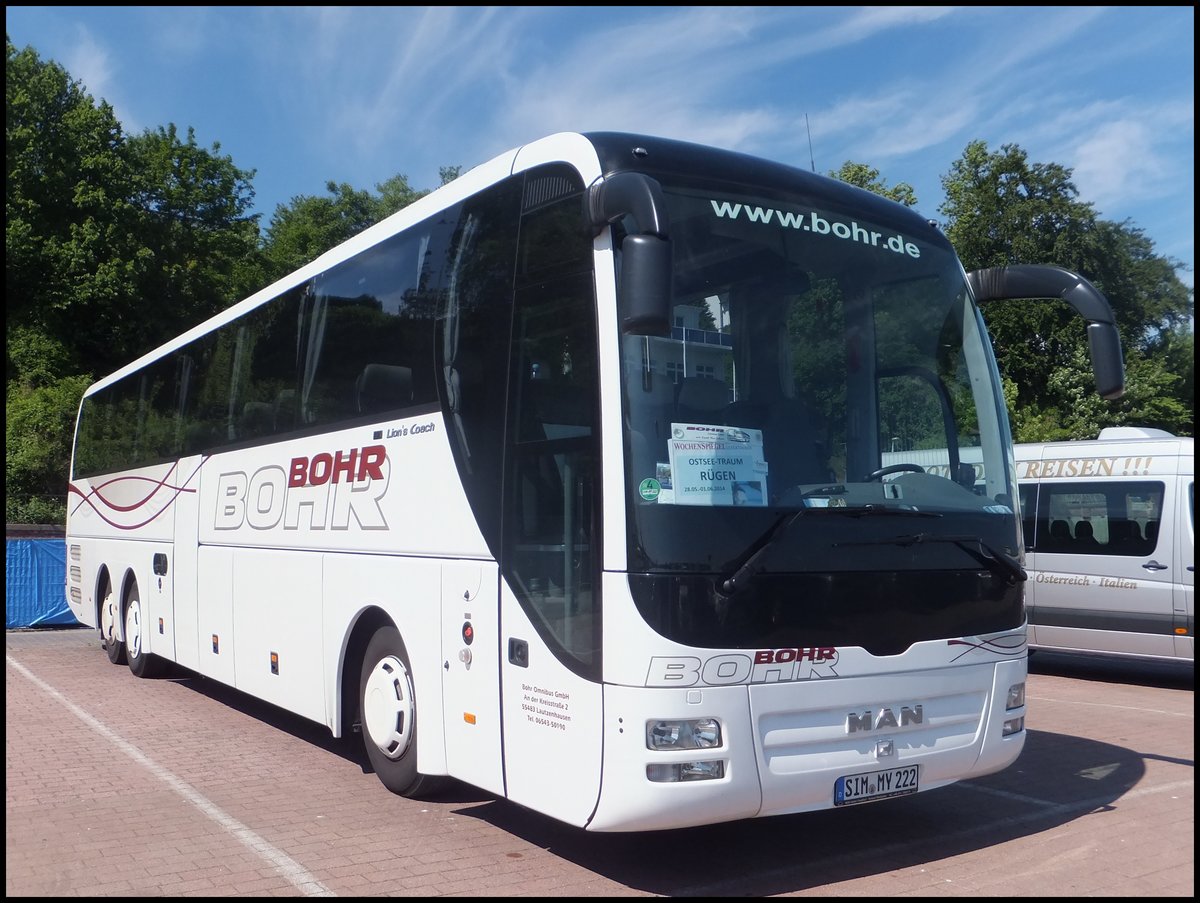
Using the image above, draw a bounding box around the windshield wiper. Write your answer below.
[717,485,847,597]
[834,532,1027,584]
[802,483,848,498]
[829,505,942,518]
[718,508,807,598]
[718,497,941,599]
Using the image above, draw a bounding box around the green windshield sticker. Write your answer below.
[639,478,661,501]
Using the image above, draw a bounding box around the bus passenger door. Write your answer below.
[441,560,505,796]
[499,581,603,828]
[497,269,604,827]
[171,454,204,671]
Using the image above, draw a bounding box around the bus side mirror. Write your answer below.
[1084,321,1124,401]
[587,172,673,337]
[619,233,673,336]
[968,264,1125,400]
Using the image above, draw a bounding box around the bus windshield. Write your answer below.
[620,178,1020,651]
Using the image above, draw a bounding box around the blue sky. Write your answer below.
[7,6,1195,288]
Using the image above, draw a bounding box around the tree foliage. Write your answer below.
[938,140,1193,440]
[6,37,268,521]
[260,167,461,285]
[7,40,261,383]
[829,161,917,207]
[124,123,262,341]
[7,36,139,383]
[5,375,92,523]
[262,181,378,279]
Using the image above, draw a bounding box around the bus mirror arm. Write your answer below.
[587,173,674,336]
[968,264,1125,400]
[586,171,669,237]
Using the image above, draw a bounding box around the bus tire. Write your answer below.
[100,578,126,666]
[125,582,164,679]
[359,625,445,798]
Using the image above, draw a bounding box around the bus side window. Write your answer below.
[1144,519,1160,550]
[1048,518,1072,551]
[1037,481,1166,557]
[274,389,296,432]
[356,364,413,415]
[1108,519,1134,553]
[1073,520,1100,547]
[238,402,273,439]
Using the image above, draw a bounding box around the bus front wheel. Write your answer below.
[359,625,445,799]
[100,579,126,665]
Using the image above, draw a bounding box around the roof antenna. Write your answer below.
[805,113,816,173]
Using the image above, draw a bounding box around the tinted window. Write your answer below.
[1030,480,1164,556]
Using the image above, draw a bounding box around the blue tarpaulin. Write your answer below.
[6,538,79,628]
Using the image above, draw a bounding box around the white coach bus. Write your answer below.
[65,131,1125,831]
[1015,428,1194,664]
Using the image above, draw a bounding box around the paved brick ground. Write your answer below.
[6,628,1193,897]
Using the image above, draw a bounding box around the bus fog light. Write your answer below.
[646,760,725,782]
[646,763,679,782]
[1003,715,1025,736]
[646,718,723,750]
[1006,682,1025,709]
[680,760,724,781]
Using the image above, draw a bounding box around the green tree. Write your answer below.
[7,38,260,382]
[6,36,462,523]
[376,173,426,221]
[940,140,1193,439]
[5,375,92,523]
[123,123,261,361]
[829,161,917,207]
[6,36,140,383]
[262,167,462,284]
[261,181,380,281]
[6,37,260,521]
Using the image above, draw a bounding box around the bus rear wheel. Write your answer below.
[359,625,446,798]
[125,583,164,678]
[100,579,126,665]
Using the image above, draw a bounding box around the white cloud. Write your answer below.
[60,26,120,114]
[10,5,1185,281]
[1072,103,1193,208]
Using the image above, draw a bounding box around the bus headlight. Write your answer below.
[646,718,722,750]
[1003,681,1025,736]
[1006,682,1025,709]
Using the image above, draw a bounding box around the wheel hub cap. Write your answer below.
[363,655,413,759]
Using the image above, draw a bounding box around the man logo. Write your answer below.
[846,705,923,733]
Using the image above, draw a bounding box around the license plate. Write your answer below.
[834,764,919,806]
